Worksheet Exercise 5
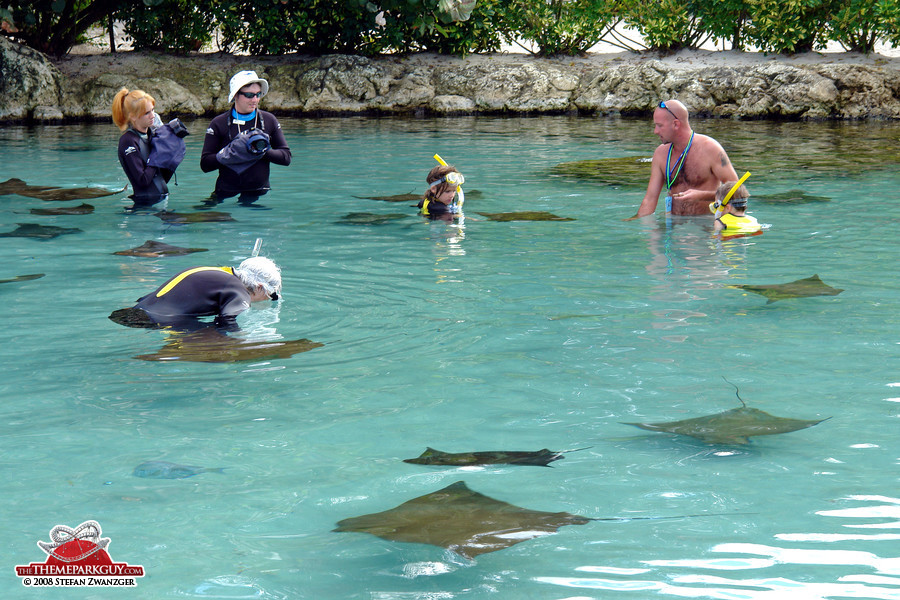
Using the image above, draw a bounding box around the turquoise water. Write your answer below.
[2,116,899,599]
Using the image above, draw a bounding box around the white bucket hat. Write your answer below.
[228,70,269,103]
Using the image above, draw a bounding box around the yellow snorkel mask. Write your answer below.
[433,153,465,213]
[712,171,751,218]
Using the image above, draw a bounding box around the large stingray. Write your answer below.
[357,190,483,203]
[155,211,235,223]
[0,273,44,284]
[134,329,323,363]
[113,240,209,257]
[337,212,410,225]
[403,447,582,467]
[0,177,124,201]
[623,384,830,445]
[549,156,652,186]
[334,481,591,558]
[755,190,831,204]
[30,203,94,215]
[730,274,843,304]
[476,211,575,222]
[0,223,82,239]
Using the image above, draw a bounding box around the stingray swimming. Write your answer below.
[131,328,324,363]
[334,481,591,558]
[623,382,830,445]
[476,211,575,222]
[404,447,587,467]
[0,223,83,239]
[0,178,123,201]
[730,274,843,303]
[155,211,235,223]
[30,203,94,215]
[113,240,209,257]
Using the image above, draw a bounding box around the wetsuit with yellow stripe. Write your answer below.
[717,213,761,236]
[133,266,251,327]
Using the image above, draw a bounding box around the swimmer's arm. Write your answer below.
[625,149,666,220]
[200,122,227,172]
[263,121,291,167]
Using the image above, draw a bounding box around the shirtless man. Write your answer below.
[628,100,739,219]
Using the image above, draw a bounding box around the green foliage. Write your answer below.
[502,0,622,56]
[829,0,900,53]
[621,0,710,51]
[117,0,215,54]
[2,0,122,57]
[746,0,834,53]
[689,0,751,50]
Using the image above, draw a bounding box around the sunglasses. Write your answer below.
[238,91,262,99]
[658,101,678,120]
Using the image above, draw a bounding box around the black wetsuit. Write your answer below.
[417,197,452,219]
[199,109,291,201]
[117,128,172,206]
[132,266,251,330]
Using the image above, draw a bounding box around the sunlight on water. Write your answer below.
[2,116,900,599]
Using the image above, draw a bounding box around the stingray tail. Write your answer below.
[722,377,746,407]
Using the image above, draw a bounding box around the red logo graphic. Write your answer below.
[16,520,145,587]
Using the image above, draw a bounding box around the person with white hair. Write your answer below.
[109,256,282,330]
[200,70,291,204]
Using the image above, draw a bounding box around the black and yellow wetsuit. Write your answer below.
[132,266,251,329]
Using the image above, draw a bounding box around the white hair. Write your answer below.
[236,256,282,296]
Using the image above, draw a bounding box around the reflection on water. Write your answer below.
[1,116,899,599]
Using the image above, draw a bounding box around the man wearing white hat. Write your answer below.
[200,70,292,204]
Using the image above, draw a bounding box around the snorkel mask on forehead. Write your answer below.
[429,172,465,188]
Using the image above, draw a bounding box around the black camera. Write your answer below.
[168,118,189,139]
[246,129,270,155]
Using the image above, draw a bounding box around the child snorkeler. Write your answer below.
[418,164,464,220]
[713,180,761,237]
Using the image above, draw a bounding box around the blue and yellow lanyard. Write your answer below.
[664,131,694,212]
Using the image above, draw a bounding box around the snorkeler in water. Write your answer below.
[713,179,761,237]
[418,163,465,221]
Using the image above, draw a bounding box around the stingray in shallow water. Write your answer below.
[155,211,235,223]
[133,328,324,363]
[0,223,83,239]
[755,190,831,204]
[357,189,484,203]
[0,273,44,284]
[113,240,209,257]
[337,212,410,225]
[0,177,124,201]
[404,447,578,467]
[334,481,591,558]
[623,383,830,445]
[30,203,94,215]
[730,274,843,304]
[476,211,575,222]
[132,460,225,479]
[549,156,652,186]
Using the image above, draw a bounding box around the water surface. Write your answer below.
[1,116,899,599]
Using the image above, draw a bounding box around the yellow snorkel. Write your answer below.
[714,171,751,219]
[433,153,465,213]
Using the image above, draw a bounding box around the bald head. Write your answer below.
[658,99,689,124]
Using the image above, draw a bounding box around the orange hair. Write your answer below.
[111,88,155,131]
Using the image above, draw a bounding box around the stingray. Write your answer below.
[729,274,843,304]
[623,383,830,445]
[337,212,410,225]
[0,178,124,201]
[755,190,831,204]
[357,189,483,203]
[155,211,235,223]
[0,223,83,239]
[30,203,95,215]
[334,481,591,558]
[113,240,209,257]
[403,447,589,467]
[134,329,324,363]
[476,211,575,222]
[0,273,44,284]
[548,156,652,186]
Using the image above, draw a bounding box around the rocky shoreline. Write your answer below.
[2,35,900,123]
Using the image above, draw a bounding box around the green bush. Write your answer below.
[502,0,622,56]
[829,0,900,53]
[621,0,711,51]
[118,0,215,54]
[746,0,833,53]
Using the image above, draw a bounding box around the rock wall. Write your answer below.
[2,35,900,122]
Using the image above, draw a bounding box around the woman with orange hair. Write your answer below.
[111,87,172,206]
